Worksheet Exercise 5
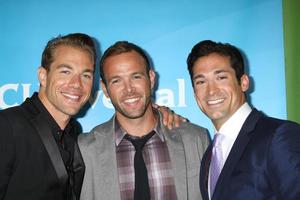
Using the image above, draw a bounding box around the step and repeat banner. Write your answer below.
[0,0,285,135]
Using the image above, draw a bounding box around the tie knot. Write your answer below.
[125,131,155,150]
[213,133,225,147]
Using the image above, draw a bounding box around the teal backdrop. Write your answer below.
[0,0,286,135]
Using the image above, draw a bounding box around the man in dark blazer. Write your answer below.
[0,33,96,200]
[187,40,300,200]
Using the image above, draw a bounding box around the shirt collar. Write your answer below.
[217,102,252,141]
[114,110,165,146]
[32,92,75,134]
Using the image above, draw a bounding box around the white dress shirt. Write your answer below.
[208,102,252,199]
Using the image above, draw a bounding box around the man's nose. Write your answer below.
[69,74,82,88]
[207,81,218,95]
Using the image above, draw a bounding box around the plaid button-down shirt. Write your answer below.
[115,119,178,200]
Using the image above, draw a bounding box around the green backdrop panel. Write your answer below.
[283,0,300,123]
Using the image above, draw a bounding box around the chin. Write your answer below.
[125,113,144,119]
[205,113,221,121]
[64,108,81,116]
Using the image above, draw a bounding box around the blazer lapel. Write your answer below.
[73,140,85,198]
[200,145,212,200]
[31,114,68,186]
[163,127,187,199]
[212,109,262,200]
[19,95,68,188]
[95,117,121,199]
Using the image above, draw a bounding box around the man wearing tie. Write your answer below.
[79,41,210,200]
[187,40,300,199]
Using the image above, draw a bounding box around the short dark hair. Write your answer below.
[100,41,151,84]
[187,40,245,86]
[41,33,96,70]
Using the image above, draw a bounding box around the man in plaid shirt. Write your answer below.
[79,41,210,200]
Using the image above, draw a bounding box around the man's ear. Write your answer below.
[240,74,250,92]
[38,67,47,88]
[100,80,110,98]
[149,69,156,90]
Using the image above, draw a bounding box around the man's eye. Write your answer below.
[83,74,92,79]
[217,76,227,80]
[111,79,119,84]
[195,80,205,85]
[61,70,70,74]
[133,75,142,79]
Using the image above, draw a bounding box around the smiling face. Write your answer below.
[192,53,249,130]
[101,51,155,121]
[38,45,94,127]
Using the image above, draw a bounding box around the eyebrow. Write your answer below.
[214,69,229,75]
[83,69,94,74]
[107,71,146,82]
[56,64,72,70]
[132,71,145,76]
[56,64,94,74]
[193,69,230,80]
[107,75,121,82]
[193,74,205,80]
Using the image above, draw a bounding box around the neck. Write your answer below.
[55,116,70,130]
[213,102,246,131]
[38,93,70,130]
[116,105,157,137]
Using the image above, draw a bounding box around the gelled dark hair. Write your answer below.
[187,40,244,86]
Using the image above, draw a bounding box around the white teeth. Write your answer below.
[124,97,139,103]
[62,93,80,100]
[207,99,224,105]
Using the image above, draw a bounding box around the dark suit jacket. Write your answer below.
[0,94,85,200]
[200,109,300,200]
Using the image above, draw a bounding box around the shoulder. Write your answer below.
[253,114,300,162]
[0,105,26,130]
[243,111,300,152]
[246,109,296,136]
[0,95,38,122]
[156,109,209,137]
[264,118,300,197]
[241,111,300,153]
[267,117,300,146]
[169,121,211,156]
[78,119,114,147]
[175,121,210,138]
[169,121,211,149]
[256,113,299,134]
[0,104,22,118]
[0,106,26,157]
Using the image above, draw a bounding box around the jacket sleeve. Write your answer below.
[268,122,300,199]
[0,114,16,199]
[201,128,211,154]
